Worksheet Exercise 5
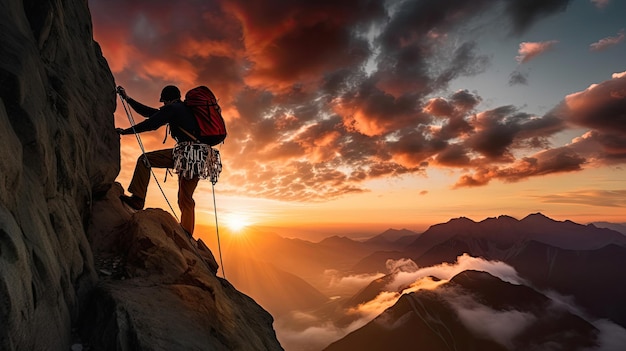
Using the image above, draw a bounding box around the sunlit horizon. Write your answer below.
[222,212,253,233]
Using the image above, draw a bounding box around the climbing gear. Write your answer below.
[172,142,222,183]
[117,89,226,278]
[211,181,225,278]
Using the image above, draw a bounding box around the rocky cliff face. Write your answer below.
[1,0,117,349]
[83,184,283,350]
[0,0,282,350]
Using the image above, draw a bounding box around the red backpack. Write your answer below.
[183,86,227,146]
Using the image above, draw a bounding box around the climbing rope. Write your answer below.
[212,182,225,278]
[118,95,179,220]
[117,93,226,278]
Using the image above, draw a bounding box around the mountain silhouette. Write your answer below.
[325,270,598,351]
[352,213,626,274]
[406,213,626,254]
[320,214,626,350]
[592,221,626,235]
[364,228,421,249]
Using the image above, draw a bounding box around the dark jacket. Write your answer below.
[125,98,199,143]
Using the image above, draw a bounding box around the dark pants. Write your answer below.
[128,148,200,235]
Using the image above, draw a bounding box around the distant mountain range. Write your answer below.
[199,213,626,350]
[364,228,420,249]
[592,221,626,235]
[352,213,626,273]
[325,213,626,350]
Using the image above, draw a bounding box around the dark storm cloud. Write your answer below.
[505,0,574,35]
[553,72,626,134]
[388,129,448,166]
[339,81,428,136]
[436,144,472,166]
[541,72,626,164]
[450,89,482,112]
[433,41,491,90]
[373,1,493,97]
[224,0,386,86]
[466,106,521,160]
[509,71,529,86]
[454,145,587,188]
[463,106,565,161]
[377,0,495,51]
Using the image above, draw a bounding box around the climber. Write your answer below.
[115,85,202,237]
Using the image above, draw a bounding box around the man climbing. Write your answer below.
[115,85,201,237]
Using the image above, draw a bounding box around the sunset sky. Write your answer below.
[89,0,626,238]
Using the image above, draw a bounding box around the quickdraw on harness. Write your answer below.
[117,91,226,278]
[172,142,222,185]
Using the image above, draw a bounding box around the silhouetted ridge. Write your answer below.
[318,235,360,246]
[327,270,598,351]
[365,228,418,244]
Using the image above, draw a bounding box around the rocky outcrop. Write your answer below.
[0,0,283,350]
[82,184,282,350]
[1,0,117,349]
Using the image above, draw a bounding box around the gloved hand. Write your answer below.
[116,86,128,100]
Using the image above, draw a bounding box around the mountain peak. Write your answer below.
[406,212,626,257]
[521,212,555,223]
[449,216,477,224]
[365,228,419,244]
[319,235,358,245]
[436,216,477,230]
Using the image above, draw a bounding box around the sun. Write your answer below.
[223,213,251,233]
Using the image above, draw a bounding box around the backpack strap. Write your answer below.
[177,125,201,143]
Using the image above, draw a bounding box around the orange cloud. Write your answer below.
[139,59,198,86]
[424,97,454,117]
[590,29,625,51]
[535,189,626,207]
[515,40,558,63]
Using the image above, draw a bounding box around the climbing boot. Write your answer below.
[120,194,145,210]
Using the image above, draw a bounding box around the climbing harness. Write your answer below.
[118,93,226,278]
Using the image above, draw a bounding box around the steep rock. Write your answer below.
[1,0,117,349]
[82,184,282,350]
